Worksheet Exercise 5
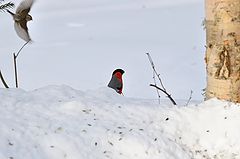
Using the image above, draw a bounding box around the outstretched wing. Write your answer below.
[14,21,31,42]
[16,0,34,15]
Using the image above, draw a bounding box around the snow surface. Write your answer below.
[0,85,240,159]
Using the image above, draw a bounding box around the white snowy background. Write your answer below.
[0,0,205,100]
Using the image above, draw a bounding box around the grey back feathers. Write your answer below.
[108,75,122,93]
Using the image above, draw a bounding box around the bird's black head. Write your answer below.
[26,15,33,21]
[112,69,125,75]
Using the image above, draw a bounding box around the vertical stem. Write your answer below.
[146,53,166,91]
[13,53,18,88]
[12,41,29,88]
[153,70,161,104]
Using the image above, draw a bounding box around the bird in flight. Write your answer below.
[7,0,35,42]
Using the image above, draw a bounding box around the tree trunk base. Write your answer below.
[206,76,240,103]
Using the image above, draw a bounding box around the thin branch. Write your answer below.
[13,53,18,88]
[146,53,161,104]
[13,41,30,88]
[146,53,166,91]
[150,84,177,105]
[185,90,193,106]
[16,40,30,58]
[152,69,161,104]
[0,70,9,88]
[146,53,177,105]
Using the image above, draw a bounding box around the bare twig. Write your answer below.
[150,84,177,105]
[13,41,30,88]
[146,53,177,105]
[13,53,18,88]
[146,53,161,104]
[16,41,30,58]
[185,90,193,106]
[146,53,166,91]
[0,70,9,88]
[152,69,161,104]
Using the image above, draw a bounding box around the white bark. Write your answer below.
[205,0,240,102]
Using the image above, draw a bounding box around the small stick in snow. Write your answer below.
[150,84,177,105]
[108,141,114,146]
[185,90,193,106]
[146,53,161,104]
[146,53,177,105]
[13,41,30,88]
[0,70,9,88]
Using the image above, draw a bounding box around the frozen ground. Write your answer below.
[0,85,240,159]
[0,0,205,100]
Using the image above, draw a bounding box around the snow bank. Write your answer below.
[0,85,239,159]
[162,99,240,159]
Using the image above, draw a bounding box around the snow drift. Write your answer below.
[0,85,239,159]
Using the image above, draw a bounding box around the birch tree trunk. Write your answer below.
[205,0,240,102]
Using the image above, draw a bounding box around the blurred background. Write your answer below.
[0,0,205,101]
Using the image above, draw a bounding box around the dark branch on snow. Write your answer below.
[0,70,9,88]
[150,84,177,105]
[146,53,177,105]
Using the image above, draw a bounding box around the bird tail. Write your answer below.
[6,9,14,16]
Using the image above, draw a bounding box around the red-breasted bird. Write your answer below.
[108,69,125,94]
[7,0,35,42]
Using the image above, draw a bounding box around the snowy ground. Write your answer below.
[0,85,240,159]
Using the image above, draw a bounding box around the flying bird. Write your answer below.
[7,0,35,42]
